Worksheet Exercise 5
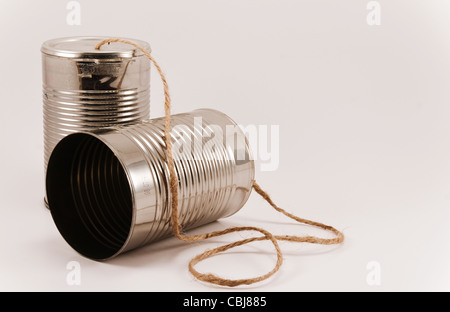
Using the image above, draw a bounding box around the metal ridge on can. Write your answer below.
[41,36,151,59]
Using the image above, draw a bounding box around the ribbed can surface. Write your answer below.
[46,109,255,260]
[41,36,151,170]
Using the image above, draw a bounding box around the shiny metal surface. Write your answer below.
[42,36,151,172]
[46,109,255,260]
[41,36,150,58]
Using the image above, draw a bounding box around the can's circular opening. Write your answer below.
[46,133,133,260]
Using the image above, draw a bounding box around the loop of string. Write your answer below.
[95,38,344,287]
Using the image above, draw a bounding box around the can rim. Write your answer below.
[41,36,151,59]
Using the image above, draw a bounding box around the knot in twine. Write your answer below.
[95,38,344,287]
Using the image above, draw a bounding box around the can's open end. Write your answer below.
[46,133,133,260]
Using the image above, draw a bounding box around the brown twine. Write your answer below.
[95,38,344,287]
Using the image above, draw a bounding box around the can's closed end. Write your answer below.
[41,36,151,58]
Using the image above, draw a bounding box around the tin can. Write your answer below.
[46,109,255,260]
[42,36,151,206]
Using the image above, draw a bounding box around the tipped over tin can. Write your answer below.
[46,109,255,260]
[42,36,151,206]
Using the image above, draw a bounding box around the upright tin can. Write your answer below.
[41,36,151,206]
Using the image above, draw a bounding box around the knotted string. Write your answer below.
[95,38,344,287]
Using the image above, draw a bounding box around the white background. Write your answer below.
[1,0,450,291]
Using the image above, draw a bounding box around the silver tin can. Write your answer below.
[46,109,255,260]
[41,36,151,179]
